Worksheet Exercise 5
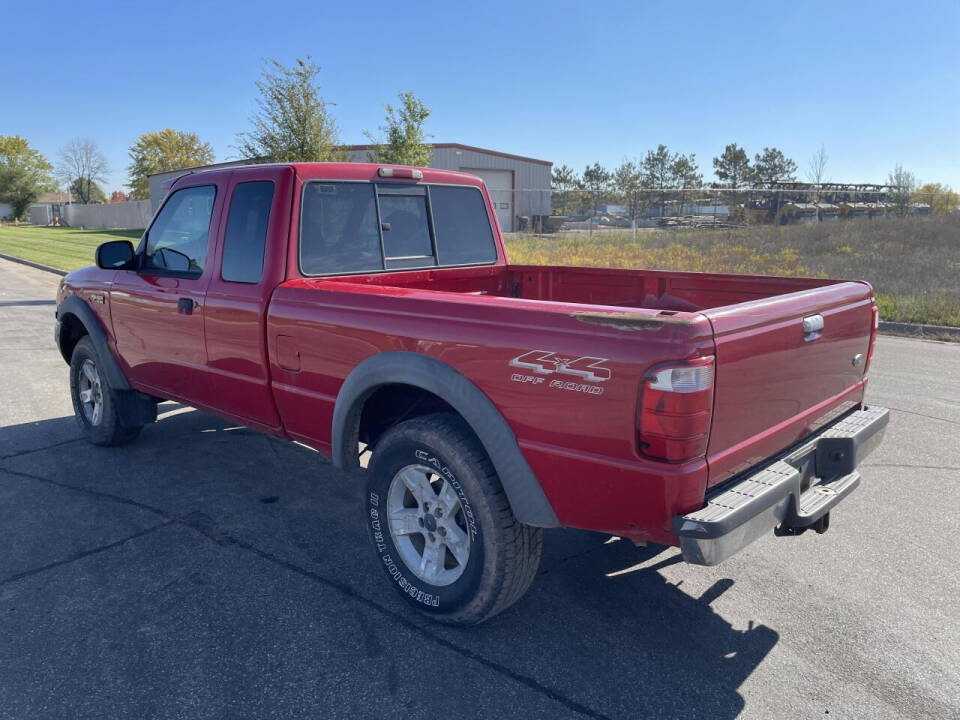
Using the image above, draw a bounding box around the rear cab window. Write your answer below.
[299,181,496,276]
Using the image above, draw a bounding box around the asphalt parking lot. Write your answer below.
[1,256,959,720]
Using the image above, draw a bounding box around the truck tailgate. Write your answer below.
[703,281,875,487]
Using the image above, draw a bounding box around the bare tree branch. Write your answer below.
[56,138,108,204]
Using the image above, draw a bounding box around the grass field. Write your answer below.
[2,218,958,326]
[505,215,960,327]
[0,226,142,271]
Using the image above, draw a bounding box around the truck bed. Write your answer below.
[322,263,840,312]
[284,262,874,496]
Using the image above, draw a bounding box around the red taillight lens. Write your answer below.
[864,305,879,375]
[638,356,715,463]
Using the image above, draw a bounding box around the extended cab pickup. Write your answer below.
[55,162,888,624]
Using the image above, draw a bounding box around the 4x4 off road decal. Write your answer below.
[509,350,611,395]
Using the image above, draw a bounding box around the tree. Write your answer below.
[670,153,702,215]
[712,143,751,188]
[806,144,829,203]
[110,190,128,203]
[69,177,106,204]
[670,153,702,188]
[914,183,959,215]
[236,56,341,164]
[0,135,54,219]
[751,147,797,187]
[641,144,673,189]
[582,162,611,217]
[364,91,431,166]
[551,164,580,215]
[56,138,108,204]
[612,159,643,222]
[642,145,676,217]
[806,144,829,185]
[127,129,215,199]
[886,164,917,217]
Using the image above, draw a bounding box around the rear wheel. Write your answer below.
[365,413,542,625]
[69,336,141,446]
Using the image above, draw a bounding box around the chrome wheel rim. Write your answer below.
[386,464,472,586]
[78,359,104,426]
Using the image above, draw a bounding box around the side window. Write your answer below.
[430,186,497,265]
[221,181,275,283]
[144,185,217,274]
[300,182,382,275]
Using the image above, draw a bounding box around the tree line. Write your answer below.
[552,144,803,217]
[0,56,432,219]
[550,145,958,218]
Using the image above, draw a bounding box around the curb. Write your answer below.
[878,320,960,341]
[0,253,68,277]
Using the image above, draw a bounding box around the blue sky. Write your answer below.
[2,0,957,192]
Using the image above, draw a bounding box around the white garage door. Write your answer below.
[462,168,513,232]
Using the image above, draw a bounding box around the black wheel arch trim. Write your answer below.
[57,295,131,391]
[332,351,560,528]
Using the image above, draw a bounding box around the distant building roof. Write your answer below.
[340,143,552,167]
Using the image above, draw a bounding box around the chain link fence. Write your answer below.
[500,186,954,237]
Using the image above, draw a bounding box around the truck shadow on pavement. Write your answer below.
[0,404,778,720]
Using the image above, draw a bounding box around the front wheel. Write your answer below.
[69,336,141,446]
[365,413,542,625]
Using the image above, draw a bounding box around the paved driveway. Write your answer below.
[1,257,958,719]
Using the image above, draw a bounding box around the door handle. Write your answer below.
[178,298,198,315]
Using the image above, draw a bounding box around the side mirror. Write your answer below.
[96,240,136,270]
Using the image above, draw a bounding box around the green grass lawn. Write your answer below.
[0,225,143,271]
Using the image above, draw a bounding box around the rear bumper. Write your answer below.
[674,405,889,566]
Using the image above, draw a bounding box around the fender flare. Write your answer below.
[332,351,559,528]
[57,295,131,391]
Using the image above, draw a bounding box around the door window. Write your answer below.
[144,185,217,274]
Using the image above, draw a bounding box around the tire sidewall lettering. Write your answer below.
[366,441,485,613]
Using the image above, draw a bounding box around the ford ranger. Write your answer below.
[54,162,888,624]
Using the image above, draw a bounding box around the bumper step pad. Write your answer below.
[679,460,797,535]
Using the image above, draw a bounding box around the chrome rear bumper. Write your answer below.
[674,405,889,566]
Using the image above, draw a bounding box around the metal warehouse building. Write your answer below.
[149,143,552,232]
[342,143,552,231]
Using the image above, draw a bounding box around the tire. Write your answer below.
[69,336,141,446]
[365,413,542,625]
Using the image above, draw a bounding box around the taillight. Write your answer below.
[638,356,715,463]
[864,305,879,375]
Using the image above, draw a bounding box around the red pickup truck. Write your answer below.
[55,162,888,624]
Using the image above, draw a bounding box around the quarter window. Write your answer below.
[221,181,275,283]
[144,185,216,274]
